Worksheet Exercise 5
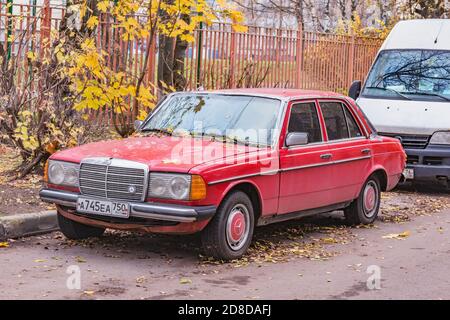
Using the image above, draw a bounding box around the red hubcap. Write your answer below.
[229,211,245,242]
[364,186,376,212]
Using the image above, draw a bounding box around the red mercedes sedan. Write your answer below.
[40,89,406,260]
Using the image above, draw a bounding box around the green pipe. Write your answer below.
[6,0,13,61]
[196,21,203,88]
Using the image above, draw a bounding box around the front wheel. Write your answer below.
[201,191,254,260]
[344,175,381,225]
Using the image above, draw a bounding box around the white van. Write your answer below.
[349,19,450,189]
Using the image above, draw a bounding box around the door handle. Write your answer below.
[320,153,332,160]
[361,148,371,154]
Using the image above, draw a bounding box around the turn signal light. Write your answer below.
[190,175,207,200]
[43,159,49,183]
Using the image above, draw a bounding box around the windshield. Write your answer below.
[141,94,282,147]
[362,50,450,101]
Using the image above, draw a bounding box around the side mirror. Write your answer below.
[286,132,308,147]
[134,120,143,131]
[348,80,362,100]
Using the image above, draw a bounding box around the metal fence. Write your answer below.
[1,1,383,95]
[186,24,382,92]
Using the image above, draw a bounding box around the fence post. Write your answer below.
[229,29,236,88]
[347,30,355,87]
[295,23,303,88]
[40,0,51,57]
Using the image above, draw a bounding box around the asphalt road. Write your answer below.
[0,191,449,300]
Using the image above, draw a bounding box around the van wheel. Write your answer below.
[345,175,381,225]
[57,212,105,240]
[201,191,254,260]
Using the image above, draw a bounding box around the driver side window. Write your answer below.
[288,102,322,144]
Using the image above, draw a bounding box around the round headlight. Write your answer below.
[65,167,78,186]
[151,177,167,196]
[169,176,190,199]
[48,162,64,185]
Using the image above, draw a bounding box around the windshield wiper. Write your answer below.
[197,132,268,148]
[405,91,450,102]
[140,128,173,136]
[365,86,411,100]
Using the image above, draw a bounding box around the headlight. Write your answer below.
[148,173,206,200]
[430,131,450,145]
[47,160,79,187]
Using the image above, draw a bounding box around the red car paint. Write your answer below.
[48,89,406,234]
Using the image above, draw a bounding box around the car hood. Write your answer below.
[357,97,450,135]
[51,135,260,173]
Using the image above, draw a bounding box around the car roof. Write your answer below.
[183,88,346,101]
[381,19,450,51]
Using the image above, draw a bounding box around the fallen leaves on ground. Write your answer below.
[380,191,450,223]
[136,276,146,284]
[0,242,9,248]
[179,278,192,284]
[0,144,49,214]
[200,222,355,267]
[382,231,411,240]
[75,256,87,263]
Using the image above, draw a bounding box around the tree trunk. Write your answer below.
[157,11,189,91]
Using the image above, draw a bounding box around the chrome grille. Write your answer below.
[380,133,430,149]
[79,159,147,201]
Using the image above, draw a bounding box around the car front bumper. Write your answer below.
[39,188,216,223]
[405,145,450,184]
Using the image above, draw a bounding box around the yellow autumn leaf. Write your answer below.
[179,278,192,284]
[26,51,37,61]
[382,231,411,240]
[97,0,109,13]
[0,242,9,248]
[232,24,248,33]
[86,16,99,29]
[137,109,148,121]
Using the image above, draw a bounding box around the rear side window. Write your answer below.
[343,107,363,138]
[320,102,349,141]
[288,102,322,143]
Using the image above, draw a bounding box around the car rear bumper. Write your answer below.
[405,145,450,184]
[39,188,216,223]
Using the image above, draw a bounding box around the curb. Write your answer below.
[0,210,59,241]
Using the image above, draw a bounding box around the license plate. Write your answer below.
[403,168,414,180]
[76,197,130,219]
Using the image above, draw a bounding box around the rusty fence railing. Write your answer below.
[186,23,382,93]
[1,2,383,97]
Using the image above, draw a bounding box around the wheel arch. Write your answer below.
[367,167,388,191]
[220,180,263,221]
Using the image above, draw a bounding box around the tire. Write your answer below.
[57,212,105,240]
[201,191,255,260]
[344,175,381,225]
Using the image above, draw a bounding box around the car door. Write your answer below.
[318,100,372,204]
[278,100,336,214]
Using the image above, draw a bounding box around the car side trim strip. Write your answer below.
[207,155,372,184]
[280,155,372,172]
[207,170,280,185]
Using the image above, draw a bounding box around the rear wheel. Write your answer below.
[345,175,381,225]
[57,212,105,240]
[201,191,254,260]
